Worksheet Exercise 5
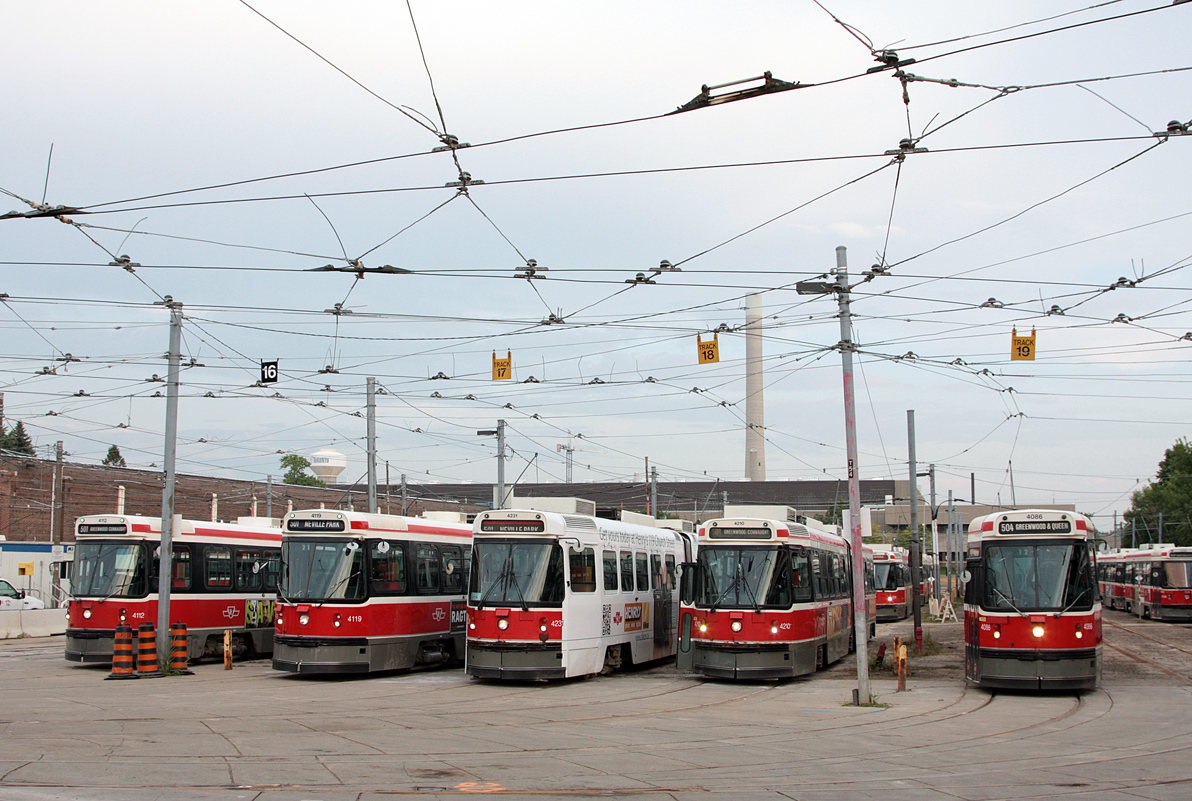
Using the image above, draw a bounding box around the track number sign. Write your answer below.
[492,351,512,380]
[1011,328,1036,361]
[698,333,719,364]
[260,360,279,383]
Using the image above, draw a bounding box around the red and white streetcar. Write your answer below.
[66,514,283,663]
[676,515,874,680]
[1099,544,1192,620]
[964,509,1101,690]
[466,508,695,680]
[273,509,472,674]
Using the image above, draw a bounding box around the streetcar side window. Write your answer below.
[415,544,441,593]
[602,550,619,592]
[664,555,676,592]
[964,558,981,605]
[635,553,649,592]
[261,549,280,592]
[370,540,406,595]
[811,552,825,600]
[205,547,232,589]
[235,548,264,591]
[651,554,663,590]
[570,548,596,593]
[790,547,812,602]
[441,545,464,594]
[620,551,634,593]
[172,546,192,591]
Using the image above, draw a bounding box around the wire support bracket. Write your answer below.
[669,71,802,114]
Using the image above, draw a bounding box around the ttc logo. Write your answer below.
[432,607,447,622]
[222,606,240,620]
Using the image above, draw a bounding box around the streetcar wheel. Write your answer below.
[601,645,623,674]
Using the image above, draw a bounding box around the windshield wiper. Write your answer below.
[477,549,529,611]
[739,560,763,614]
[989,584,1029,617]
[712,561,746,611]
[1054,585,1091,617]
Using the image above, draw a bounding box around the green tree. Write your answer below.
[1125,438,1192,547]
[1,421,35,456]
[280,454,325,487]
[102,444,126,467]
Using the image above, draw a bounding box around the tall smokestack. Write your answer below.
[745,293,766,481]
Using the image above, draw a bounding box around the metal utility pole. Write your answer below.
[156,297,183,665]
[929,464,940,600]
[946,490,955,597]
[366,377,377,513]
[266,475,273,519]
[650,466,659,518]
[907,411,923,652]
[797,247,870,702]
[400,473,408,516]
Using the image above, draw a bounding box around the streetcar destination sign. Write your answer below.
[78,524,128,535]
[479,520,545,533]
[998,520,1071,534]
[708,527,773,539]
[287,519,346,532]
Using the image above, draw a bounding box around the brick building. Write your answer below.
[0,456,481,543]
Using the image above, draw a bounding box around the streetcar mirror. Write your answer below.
[375,541,390,554]
[252,561,262,574]
[961,570,972,584]
[345,541,360,555]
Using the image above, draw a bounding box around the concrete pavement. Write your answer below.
[0,636,1189,800]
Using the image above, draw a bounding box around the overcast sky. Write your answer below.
[2,1,1190,531]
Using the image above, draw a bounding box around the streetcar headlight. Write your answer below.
[82,609,92,620]
[539,620,548,633]
[770,621,779,635]
[299,614,310,626]
[1075,630,1082,639]
[276,615,283,626]
[887,595,896,603]
[334,614,341,628]
[469,622,476,630]
[730,620,742,633]
[497,618,509,631]
[992,629,1000,639]
[1031,625,1045,638]
[698,621,708,633]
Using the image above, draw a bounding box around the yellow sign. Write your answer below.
[492,351,512,380]
[697,333,719,364]
[18,562,34,576]
[1011,327,1036,361]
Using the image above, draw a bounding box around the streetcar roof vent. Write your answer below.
[512,495,597,516]
[563,515,599,531]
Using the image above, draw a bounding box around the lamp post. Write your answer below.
[477,420,507,509]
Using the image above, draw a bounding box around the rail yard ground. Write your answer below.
[1,607,1190,801]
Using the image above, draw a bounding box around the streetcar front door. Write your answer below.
[963,559,981,683]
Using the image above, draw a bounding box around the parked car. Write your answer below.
[0,579,45,610]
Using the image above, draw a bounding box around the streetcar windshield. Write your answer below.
[72,541,149,597]
[469,539,565,608]
[694,546,791,609]
[1160,562,1192,589]
[280,538,366,601]
[982,540,1094,612]
[874,563,906,591]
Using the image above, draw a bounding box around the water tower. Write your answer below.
[309,448,347,484]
